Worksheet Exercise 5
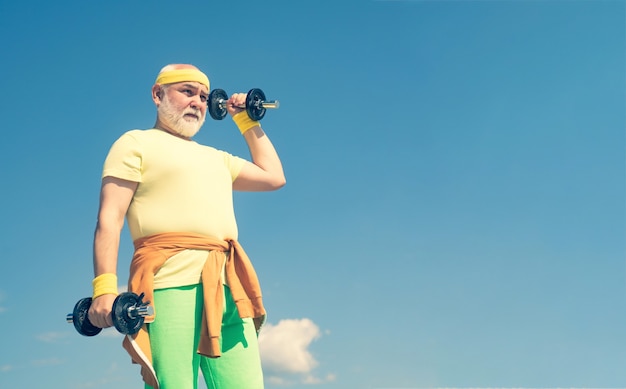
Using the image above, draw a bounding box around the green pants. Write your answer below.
[146,284,264,389]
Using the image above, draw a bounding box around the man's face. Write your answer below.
[157,81,208,138]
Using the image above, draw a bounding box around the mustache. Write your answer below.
[183,108,201,119]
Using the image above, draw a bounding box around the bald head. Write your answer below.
[158,63,199,73]
[154,64,210,90]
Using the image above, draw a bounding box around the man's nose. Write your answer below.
[190,94,205,110]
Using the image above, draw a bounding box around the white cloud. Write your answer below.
[259,318,335,385]
[303,373,336,384]
[0,364,14,372]
[266,375,291,386]
[259,318,320,374]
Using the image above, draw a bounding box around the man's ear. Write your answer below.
[151,85,163,106]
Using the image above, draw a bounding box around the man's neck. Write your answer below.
[153,119,193,141]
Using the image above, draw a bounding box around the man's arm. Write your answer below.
[234,125,286,191]
[227,93,286,192]
[87,176,138,328]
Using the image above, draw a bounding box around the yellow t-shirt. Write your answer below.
[102,129,245,288]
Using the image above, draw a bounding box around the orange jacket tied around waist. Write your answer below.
[121,232,266,388]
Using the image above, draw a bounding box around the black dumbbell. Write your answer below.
[66,292,154,336]
[208,88,279,121]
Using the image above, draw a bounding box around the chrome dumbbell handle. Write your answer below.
[66,304,153,323]
[129,304,154,319]
[216,98,280,110]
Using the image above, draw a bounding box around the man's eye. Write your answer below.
[200,95,207,103]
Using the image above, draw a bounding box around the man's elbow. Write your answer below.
[271,175,286,190]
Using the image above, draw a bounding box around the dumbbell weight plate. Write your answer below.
[246,88,267,121]
[72,297,102,337]
[208,89,229,120]
[112,292,146,335]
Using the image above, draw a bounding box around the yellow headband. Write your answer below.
[155,68,210,89]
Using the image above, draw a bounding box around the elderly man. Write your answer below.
[87,64,285,388]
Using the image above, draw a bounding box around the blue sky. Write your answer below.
[0,0,624,388]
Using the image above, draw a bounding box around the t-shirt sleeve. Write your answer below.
[221,151,246,182]
[102,131,143,182]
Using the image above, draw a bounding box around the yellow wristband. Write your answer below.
[232,111,260,134]
[92,273,118,299]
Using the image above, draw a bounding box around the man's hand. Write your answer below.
[226,93,247,116]
[87,294,116,328]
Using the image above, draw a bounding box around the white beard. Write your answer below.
[158,94,205,138]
